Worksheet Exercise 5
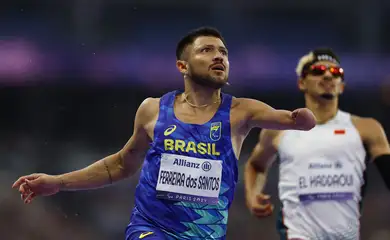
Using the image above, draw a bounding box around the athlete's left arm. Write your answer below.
[238,98,316,131]
[356,117,390,190]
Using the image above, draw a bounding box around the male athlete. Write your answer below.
[245,48,390,240]
[12,27,316,240]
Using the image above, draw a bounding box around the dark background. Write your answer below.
[1,1,390,239]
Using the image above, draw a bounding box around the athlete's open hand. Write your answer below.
[248,193,274,218]
[292,108,316,130]
[12,173,61,204]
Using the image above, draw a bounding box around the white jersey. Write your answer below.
[277,110,367,240]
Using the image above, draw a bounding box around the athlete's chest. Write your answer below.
[279,124,364,161]
[154,116,229,205]
[157,121,227,158]
[173,104,220,125]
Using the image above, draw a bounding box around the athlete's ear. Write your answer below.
[339,80,345,95]
[297,77,307,92]
[176,60,188,75]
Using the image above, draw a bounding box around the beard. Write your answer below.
[188,72,228,89]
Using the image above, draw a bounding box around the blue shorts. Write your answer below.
[125,208,177,240]
[126,227,169,240]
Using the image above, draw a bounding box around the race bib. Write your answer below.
[156,153,222,205]
[297,164,356,203]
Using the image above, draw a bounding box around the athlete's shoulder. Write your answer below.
[137,97,160,120]
[350,114,386,141]
[231,97,270,114]
[230,97,263,121]
[350,115,389,157]
[232,97,263,106]
[139,97,160,110]
[351,115,385,138]
[229,97,246,113]
[350,114,382,130]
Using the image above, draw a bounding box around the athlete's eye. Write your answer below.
[220,49,228,56]
[201,47,212,53]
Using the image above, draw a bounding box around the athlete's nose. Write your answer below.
[323,70,334,80]
[212,52,224,62]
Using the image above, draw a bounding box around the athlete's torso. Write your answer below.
[129,90,238,239]
[277,110,367,240]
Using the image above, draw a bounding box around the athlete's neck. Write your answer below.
[305,94,339,124]
[183,78,221,107]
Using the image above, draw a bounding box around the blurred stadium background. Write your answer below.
[1,1,390,239]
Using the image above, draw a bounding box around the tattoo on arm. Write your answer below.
[60,177,65,190]
[104,159,113,184]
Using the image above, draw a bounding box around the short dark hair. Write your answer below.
[176,27,226,60]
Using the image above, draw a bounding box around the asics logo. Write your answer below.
[164,125,177,136]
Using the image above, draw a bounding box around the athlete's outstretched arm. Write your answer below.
[12,98,157,202]
[245,129,278,217]
[238,98,316,131]
[57,98,155,190]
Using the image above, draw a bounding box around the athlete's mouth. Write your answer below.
[210,64,225,71]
